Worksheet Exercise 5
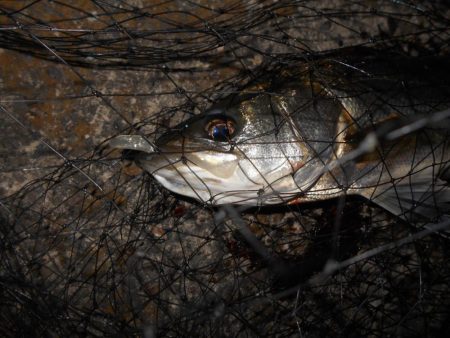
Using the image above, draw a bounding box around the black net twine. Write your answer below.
[1,1,450,337]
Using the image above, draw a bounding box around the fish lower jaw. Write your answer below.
[153,174,258,204]
[152,171,304,205]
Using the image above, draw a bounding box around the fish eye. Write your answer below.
[205,118,236,142]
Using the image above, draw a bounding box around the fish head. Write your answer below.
[142,92,306,204]
[111,85,342,205]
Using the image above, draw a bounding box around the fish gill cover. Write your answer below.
[0,1,449,336]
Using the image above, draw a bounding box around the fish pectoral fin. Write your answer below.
[359,167,450,223]
[344,113,402,144]
[108,135,156,154]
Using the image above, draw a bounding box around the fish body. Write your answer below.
[111,51,450,220]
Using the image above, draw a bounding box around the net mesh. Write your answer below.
[0,1,449,336]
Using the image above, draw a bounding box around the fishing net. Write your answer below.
[1,0,450,336]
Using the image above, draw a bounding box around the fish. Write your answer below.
[110,50,450,221]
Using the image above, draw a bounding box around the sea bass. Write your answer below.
[110,51,450,221]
